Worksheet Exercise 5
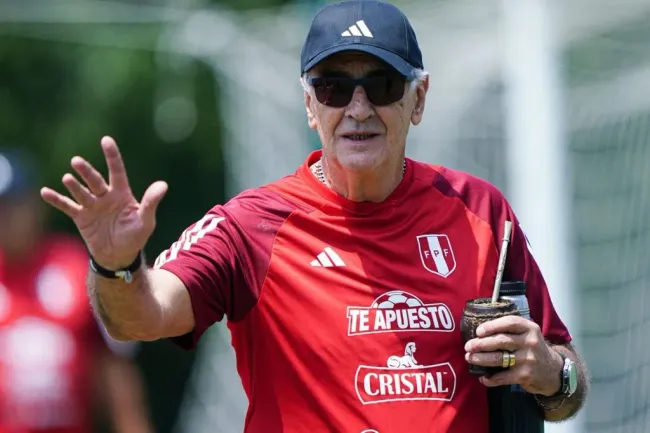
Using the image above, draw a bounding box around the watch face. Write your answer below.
[567,360,578,394]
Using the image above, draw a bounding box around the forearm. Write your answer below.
[88,268,162,341]
[539,344,589,422]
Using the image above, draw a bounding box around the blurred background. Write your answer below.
[0,0,648,432]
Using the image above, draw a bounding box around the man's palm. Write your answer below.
[41,136,168,269]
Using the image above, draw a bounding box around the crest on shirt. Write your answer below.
[416,234,456,278]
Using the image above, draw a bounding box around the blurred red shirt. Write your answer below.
[156,151,572,433]
[0,235,102,433]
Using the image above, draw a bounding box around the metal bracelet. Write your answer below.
[534,393,567,412]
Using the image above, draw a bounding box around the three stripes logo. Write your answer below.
[154,215,225,268]
[310,247,346,268]
[341,20,374,38]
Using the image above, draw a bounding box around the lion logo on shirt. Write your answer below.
[355,343,457,405]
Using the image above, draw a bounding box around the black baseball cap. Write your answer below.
[300,0,424,79]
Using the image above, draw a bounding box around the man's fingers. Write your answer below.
[71,156,108,196]
[479,368,519,388]
[138,181,168,228]
[466,351,507,368]
[101,136,130,191]
[476,315,533,337]
[465,332,525,353]
[62,174,95,208]
[40,187,82,218]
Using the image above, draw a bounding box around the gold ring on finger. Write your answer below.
[501,351,510,368]
[508,352,516,368]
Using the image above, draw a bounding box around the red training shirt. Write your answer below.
[155,150,571,433]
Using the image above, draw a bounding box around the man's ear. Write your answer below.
[305,90,318,130]
[411,75,429,126]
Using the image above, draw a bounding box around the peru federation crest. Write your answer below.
[417,234,456,278]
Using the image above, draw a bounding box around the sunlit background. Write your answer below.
[1,0,649,432]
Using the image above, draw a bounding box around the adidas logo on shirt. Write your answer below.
[341,20,374,38]
[310,247,346,267]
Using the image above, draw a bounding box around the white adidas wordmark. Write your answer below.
[310,247,346,267]
[341,20,373,38]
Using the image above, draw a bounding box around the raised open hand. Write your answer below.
[41,136,168,270]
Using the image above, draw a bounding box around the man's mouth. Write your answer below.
[342,134,379,141]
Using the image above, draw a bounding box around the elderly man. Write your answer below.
[41,1,588,431]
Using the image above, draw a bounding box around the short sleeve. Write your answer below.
[153,207,247,349]
[498,202,572,345]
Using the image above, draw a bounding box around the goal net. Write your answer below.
[169,1,650,432]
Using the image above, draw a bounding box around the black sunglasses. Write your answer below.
[306,74,407,108]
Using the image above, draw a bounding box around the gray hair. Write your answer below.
[300,67,429,94]
[408,68,429,92]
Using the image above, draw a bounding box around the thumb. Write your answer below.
[138,181,168,228]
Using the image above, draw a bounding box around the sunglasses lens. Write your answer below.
[309,74,407,107]
[364,76,406,106]
[311,78,354,108]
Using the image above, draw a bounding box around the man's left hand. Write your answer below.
[464,315,564,396]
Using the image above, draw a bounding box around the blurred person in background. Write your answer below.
[0,147,153,433]
[40,1,589,432]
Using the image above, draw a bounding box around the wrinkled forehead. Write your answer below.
[308,51,397,77]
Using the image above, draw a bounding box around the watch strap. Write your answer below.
[552,354,569,397]
[534,353,572,412]
[89,253,142,283]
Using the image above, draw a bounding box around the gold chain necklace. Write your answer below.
[313,158,406,185]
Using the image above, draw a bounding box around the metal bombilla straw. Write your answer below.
[491,221,514,303]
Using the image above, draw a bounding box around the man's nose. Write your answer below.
[345,85,375,122]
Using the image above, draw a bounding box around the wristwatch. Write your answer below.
[534,353,578,411]
[558,354,578,397]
